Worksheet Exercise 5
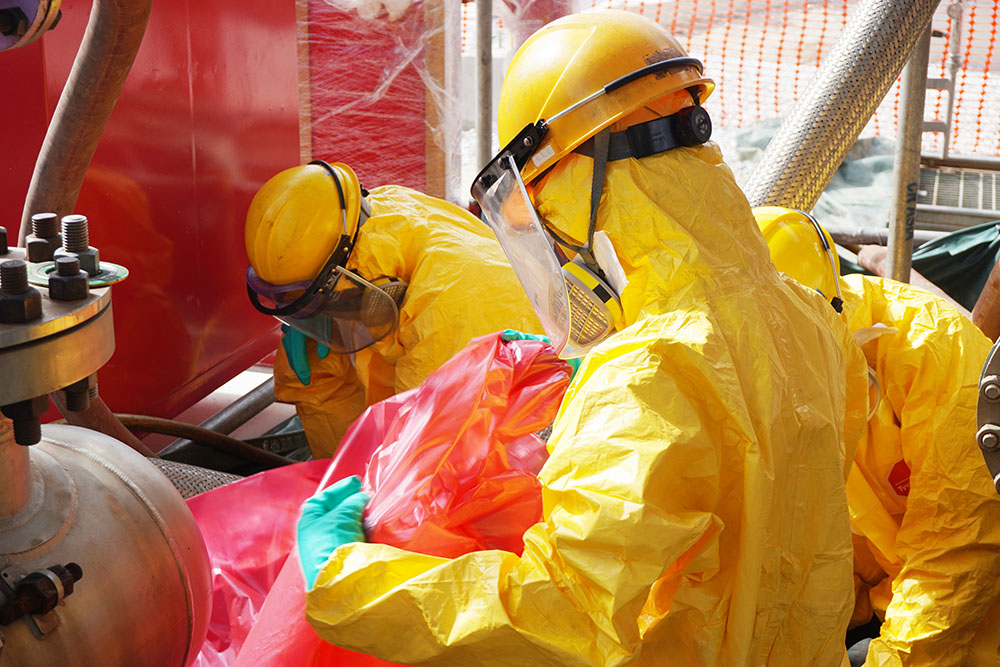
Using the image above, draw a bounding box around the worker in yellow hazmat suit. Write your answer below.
[756,206,1000,667]
[297,11,870,665]
[244,162,542,457]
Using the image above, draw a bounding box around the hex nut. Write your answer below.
[0,290,41,324]
[0,8,28,37]
[983,375,1000,402]
[48,272,89,301]
[54,247,100,277]
[26,236,62,263]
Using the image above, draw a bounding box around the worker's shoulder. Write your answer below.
[844,274,985,338]
[368,185,488,232]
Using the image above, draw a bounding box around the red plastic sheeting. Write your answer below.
[303,0,462,202]
[188,460,329,667]
[191,335,570,665]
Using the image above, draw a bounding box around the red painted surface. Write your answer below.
[306,1,430,192]
[0,0,297,419]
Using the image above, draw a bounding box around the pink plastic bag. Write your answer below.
[197,334,570,665]
[232,393,417,667]
[362,332,570,557]
[188,459,330,667]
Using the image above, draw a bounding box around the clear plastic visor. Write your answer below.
[474,154,572,354]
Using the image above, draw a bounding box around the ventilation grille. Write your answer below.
[919,167,1000,211]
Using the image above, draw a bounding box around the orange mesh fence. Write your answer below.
[463,1,1000,157]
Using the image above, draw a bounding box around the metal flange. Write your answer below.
[976,341,1000,494]
[0,288,113,405]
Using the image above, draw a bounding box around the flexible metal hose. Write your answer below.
[744,0,942,210]
[19,0,153,241]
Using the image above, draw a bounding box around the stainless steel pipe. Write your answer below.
[745,0,943,211]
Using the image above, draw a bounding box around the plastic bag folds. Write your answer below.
[360,332,571,558]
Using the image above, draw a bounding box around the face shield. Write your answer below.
[474,57,710,358]
[472,128,620,359]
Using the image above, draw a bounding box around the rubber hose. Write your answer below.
[115,414,293,468]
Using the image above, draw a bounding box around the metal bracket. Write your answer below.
[976,340,1000,494]
[0,564,61,637]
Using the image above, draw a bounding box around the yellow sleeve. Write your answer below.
[865,297,1000,666]
[273,345,366,458]
[306,334,722,666]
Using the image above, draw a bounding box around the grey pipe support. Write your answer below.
[942,2,963,159]
[158,377,276,458]
[827,225,944,249]
[477,0,492,171]
[888,23,933,283]
[197,377,276,435]
[19,0,153,243]
[744,0,942,211]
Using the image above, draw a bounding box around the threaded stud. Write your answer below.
[0,260,29,294]
[31,213,59,239]
[61,215,90,253]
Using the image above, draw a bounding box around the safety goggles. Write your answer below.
[247,262,405,354]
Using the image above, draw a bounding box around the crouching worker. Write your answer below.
[294,11,870,666]
[244,161,542,457]
[757,206,1000,667]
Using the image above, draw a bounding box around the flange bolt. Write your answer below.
[978,424,1000,452]
[983,375,1000,402]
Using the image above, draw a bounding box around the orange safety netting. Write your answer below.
[463,1,1000,158]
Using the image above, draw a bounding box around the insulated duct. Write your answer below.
[18,0,152,242]
[744,0,943,210]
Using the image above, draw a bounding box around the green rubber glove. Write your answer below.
[280,325,330,386]
[297,475,369,589]
[501,329,582,379]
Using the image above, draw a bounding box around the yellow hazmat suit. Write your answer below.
[272,185,543,457]
[841,274,1000,666]
[305,144,870,665]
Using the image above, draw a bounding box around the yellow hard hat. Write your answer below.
[754,206,843,306]
[497,9,714,185]
[245,161,365,285]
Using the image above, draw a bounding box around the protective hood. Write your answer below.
[534,142,779,326]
